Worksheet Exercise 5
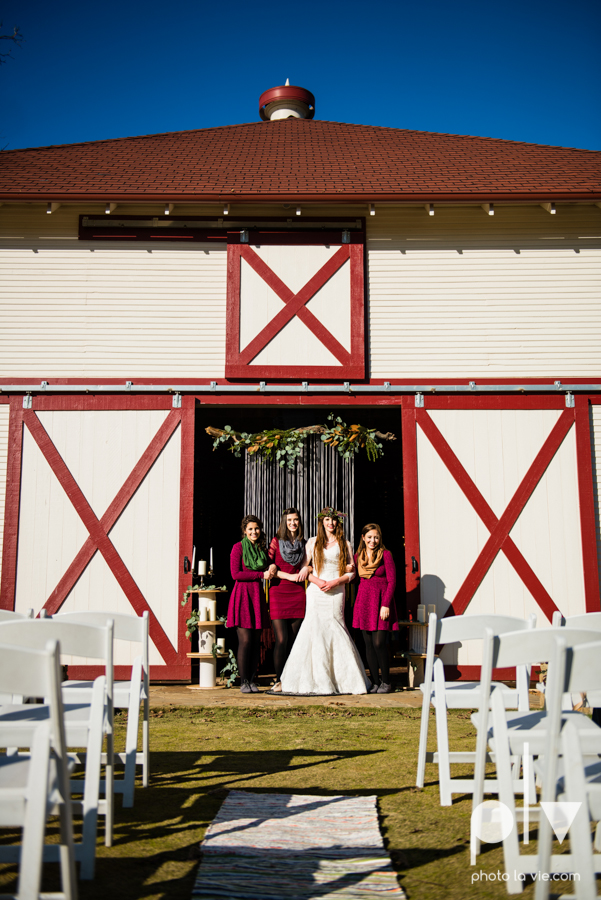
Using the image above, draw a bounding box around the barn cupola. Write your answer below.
[259,79,315,121]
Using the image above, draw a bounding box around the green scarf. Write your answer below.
[241,536,267,571]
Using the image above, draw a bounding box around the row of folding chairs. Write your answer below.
[0,607,150,900]
[416,609,601,898]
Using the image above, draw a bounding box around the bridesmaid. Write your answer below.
[353,523,398,693]
[267,507,311,692]
[227,515,276,693]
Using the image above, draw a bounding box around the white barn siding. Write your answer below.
[367,205,601,378]
[417,408,585,666]
[0,210,227,379]
[14,409,180,666]
[0,404,9,585]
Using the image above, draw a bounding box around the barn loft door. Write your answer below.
[225,228,365,380]
[0,395,194,680]
[402,395,600,672]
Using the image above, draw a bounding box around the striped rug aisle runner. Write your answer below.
[193,791,405,899]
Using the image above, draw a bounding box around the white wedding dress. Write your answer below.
[280,539,370,695]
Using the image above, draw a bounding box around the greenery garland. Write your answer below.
[206,414,396,470]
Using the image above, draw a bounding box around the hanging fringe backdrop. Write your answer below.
[244,435,355,547]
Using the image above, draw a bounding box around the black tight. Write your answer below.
[272,618,303,680]
[362,630,390,685]
[236,628,261,683]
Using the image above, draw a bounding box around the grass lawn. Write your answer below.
[0,705,571,899]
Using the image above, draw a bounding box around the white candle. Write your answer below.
[210,547,213,571]
[206,599,217,621]
[199,560,207,576]
[198,606,207,622]
[217,638,225,652]
[191,545,196,573]
[417,604,426,624]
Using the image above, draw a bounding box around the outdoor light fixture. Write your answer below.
[369,204,375,216]
[296,206,301,216]
[482,203,494,216]
[541,202,556,214]
[46,202,60,214]
[164,203,174,215]
[223,204,230,215]
[426,203,435,216]
[105,203,117,215]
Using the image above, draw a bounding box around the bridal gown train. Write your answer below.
[280,541,370,695]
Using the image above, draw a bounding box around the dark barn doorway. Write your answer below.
[192,405,405,679]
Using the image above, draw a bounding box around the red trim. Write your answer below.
[4,192,600,203]
[23,410,179,666]
[67,665,190,681]
[225,241,365,380]
[32,396,174,411]
[417,410,561,621]
[575,396,601,612]
[1,377,599,389]
[423,396,568,410]
[42,411,181,616]
[178,397,195,672]
[401,400,420,615]
[432,410,574,619]
[444,665,537,682]
[0,399,24,610]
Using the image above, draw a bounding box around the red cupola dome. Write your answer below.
[259,81,315,121]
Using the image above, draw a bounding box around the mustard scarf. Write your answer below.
[357,548,384,579]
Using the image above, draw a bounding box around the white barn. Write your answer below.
[1,83,600,680]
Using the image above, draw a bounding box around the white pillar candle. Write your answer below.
[198,606,207,622]
[210,547,213,571]
[206,599,217,621]
[417,604,426,624]
[199,560,207,576]
[216,638,225,652]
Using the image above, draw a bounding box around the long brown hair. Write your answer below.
[240,514,267,552]
[276,507,305,542]
[314,514,348,577]
[356,523,386,564]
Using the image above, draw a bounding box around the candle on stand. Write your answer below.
[210,547,213,572]
[191,545,196,574]
[199,560,207,576]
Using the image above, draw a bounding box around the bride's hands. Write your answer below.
[298,566,311,582]
[320,579,340,592]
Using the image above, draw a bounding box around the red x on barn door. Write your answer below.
[402,396,600,626]
[225,236,365,379]
[0,395,194,680]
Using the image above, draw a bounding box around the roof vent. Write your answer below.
[259,81,315,121]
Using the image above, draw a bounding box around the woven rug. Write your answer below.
[193,790,405,899]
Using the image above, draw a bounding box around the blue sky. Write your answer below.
[1,0,600,151]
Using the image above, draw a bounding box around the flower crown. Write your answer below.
[316,507,347,519]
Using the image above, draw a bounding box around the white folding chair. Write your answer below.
[471,628,601,891]
[416,612,536,805]
[555,719,601,900]
[54,610,150,804]
[0,610,34,704]
[0,608,34,621]
[0,619,114,878]
[0,639,77,900]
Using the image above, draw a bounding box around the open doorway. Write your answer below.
[192,404,405,676]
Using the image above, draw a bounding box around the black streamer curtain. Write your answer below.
[244,435,355,667]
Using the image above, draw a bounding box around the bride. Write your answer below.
[280,507,370,695]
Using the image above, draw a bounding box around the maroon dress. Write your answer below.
[226,542,270,629]
[352,550,398,632]
[267,538,306,620]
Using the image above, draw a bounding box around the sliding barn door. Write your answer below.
[0,395,194,680]
[402,396,600,674]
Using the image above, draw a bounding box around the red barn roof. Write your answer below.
[1,119,600,203]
